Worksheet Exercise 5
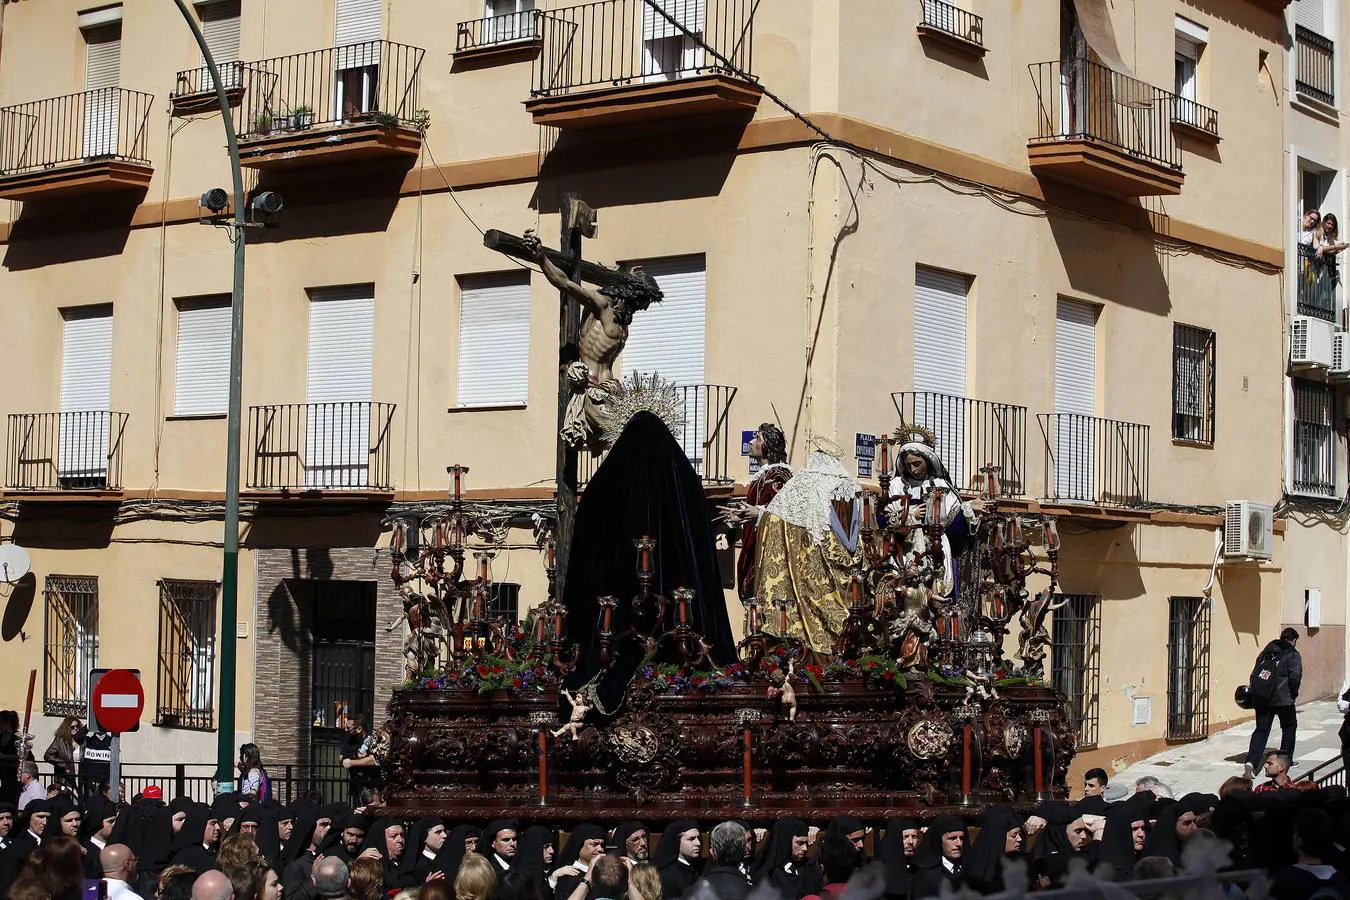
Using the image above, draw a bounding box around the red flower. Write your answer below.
[476,665,490,677]
[492,665,505,674]
[512,678,522,689]
[883,670,895,682]
[865,660,878,669]
[692,676,705,687]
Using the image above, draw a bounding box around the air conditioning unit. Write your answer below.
[1332,332,1350,379]
[1292,316,1336,369]
[1224,500,1274,561]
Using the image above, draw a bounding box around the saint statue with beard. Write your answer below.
[752,438,863,654]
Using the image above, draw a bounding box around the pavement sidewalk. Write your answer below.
[1109,699,1343,796]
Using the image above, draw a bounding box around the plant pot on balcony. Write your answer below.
[293,111,314,129]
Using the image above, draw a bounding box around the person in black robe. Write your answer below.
[285,802,346,899]
[1030,801,1093,886]
[960,806,1024,895]
[877,817,920,899]
[822,816,869,862]
[80,795,119,879]
[733,820,757,879]
[1096,792,1154,881]
[317,813,369,864]
[360,815,407,891]
[210,794,243,835]
[562,412,737,709]
[398,816,447,888]
[908,815,966,900]
[515,825,558,900]
[752,818,819,900]
[0,797,48,896]
[480,818,520,877]
[168,802,219,873]
[611,821,649,864]
[434,824,481,880]
[0,800,16,853]
[652,820,701,900]
[552,823,607,900]
[273,804,300,870]
[1142,793,1211,868]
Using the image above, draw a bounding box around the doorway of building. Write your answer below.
[306,580,376,803]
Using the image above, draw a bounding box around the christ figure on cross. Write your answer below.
[522,228,662,449]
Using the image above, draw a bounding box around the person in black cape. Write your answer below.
[515,825,558,900]
[611,821,649,864]
[398,815,447,887]
[317,813,369,863]
[1096,792,1154,880]
[753,818,819,900]
[1142,792,1211,867]
[960,806,1025,894]
[285,802,347,900]
[651,820,701,900]
[480,818,521,877]
[82,795,120,879]
[822,816,869,861]
[552,822,607,900]
[434,824,481,880]
[0,797,48,896]
[359,815,406,891]
[877,818,917,899]
[908,815,966,900]
[562,412,736,708]
[168,802,218,873]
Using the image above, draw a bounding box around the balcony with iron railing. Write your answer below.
[170,61,249,115]
[1027,57,1185,197]
[916,0,985,57]
[1295,26,1335,107]
[1038,413,1150,507]
[232,41,425,171]
[890,392,1027,496]
[5,411,129,493]
[246,402,396,495]
[1297,242,1339,323]
[579,383,737,487]
[1171,95,1220,143]
[455,10,543,65]
[527,0,762,129]
[0,89,154,201]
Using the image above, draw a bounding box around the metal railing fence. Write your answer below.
[1171,95,1219,138]
[580,383,737,486]
[457,9,540,51]
[7,411,128,491]
[0,89,153,175]
[246,402,396,491]
[1038,413,1150,506]
[891,391,1027,496]
[919,0,983,47]
[1297,242,1338,322]
[532,0,756,97]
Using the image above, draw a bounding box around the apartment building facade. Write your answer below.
[0,0,1329,785]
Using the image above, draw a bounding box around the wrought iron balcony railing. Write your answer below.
[0,89,153,176]
[919,0,983,47]
[6,411,128,491]
[532,0,757,97]
[580,383,737,486]
[247,402,396,492]
[891,391,1027,496]
[233,41,424,140]
[1296,26,1335,106]
[457,9,540,51]
[1171,95,1219,138]
[1038,413,1150,506]
[1029,57,1183,173]
[1297,242,1338,323]
[172,61,249,98]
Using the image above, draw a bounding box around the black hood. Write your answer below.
[611,821,647,859]
[402,816,445,870]
[755,818,810,875]
[557,823,607,867]
[516,825,558,871]
[960,806,1024,891]
[913,815,965,869]
[433,824,482,878]
[651,820,699,870]
[169,802,213,854]
[1096,792,1153,876]
[878,818,919,896]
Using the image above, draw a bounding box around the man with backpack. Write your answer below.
[1244,627,1303,779]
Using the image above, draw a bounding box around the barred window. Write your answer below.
[156,579,218,730]
[1050,595,1101,749]
[1166,596,1211,741]
[44,576,99,717]
[1172,324,1215,444]
[488,583,520,621]
[1292,379,1335,497]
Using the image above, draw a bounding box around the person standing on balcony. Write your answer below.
[1244,628,1302,778]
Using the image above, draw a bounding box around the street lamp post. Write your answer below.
[169,0,247,795]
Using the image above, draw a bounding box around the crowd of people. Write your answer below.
[0,754,1349,900]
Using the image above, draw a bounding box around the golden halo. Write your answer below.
[892,421,937,450]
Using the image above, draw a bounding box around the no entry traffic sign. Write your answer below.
[90,668,143,734]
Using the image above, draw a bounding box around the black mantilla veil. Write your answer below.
[563,410,736,706]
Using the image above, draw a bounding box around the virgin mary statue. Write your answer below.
[752,439,863,654]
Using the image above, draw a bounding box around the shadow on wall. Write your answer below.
[2,193,142,271]
[1046,211,1171,317]
[1055,522,1146,602]
[9,503,116,549]
[1,572,37,642]
[1217,564,1262,642]
[244,162,408,243]
[1286,623,1346,701]
[242,510,385,550]
[917,35,989,81]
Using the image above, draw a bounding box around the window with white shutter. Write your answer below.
[307,286,375,487]
[174,297,231,416]
[641,0,705,80]
[912,265,970,486]
[456,272,532,407]
[197,0,242,84]
[83,24,122,158]
[59,306,114,483]
[1296,0,1325,35]
[1053,298,1099,501]
[335,0,382,113]
[484,0,535,43]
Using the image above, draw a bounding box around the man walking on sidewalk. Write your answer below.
[1245,628,1303,778]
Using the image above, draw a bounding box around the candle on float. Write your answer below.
[546,539,556,569]
[747,599,761,633]
[452,519,464,548]
[535,613,547,643]
[1009,516,1023,546]
[1045,518,1061,552]
[878,439,890,474]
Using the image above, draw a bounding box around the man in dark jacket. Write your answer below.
[684,822,751,900]
[1245,628,1303,778]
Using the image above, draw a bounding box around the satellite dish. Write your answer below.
[0,544,32,584]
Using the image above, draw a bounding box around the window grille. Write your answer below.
[1167,596,1211,741]
[44,576,99,717]
[1292,379,1335,497]
[488,583,521,621]
[155,579,218,730]
[1051,595,1101,748]
[1172,324,1215,444]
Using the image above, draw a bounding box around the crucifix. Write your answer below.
[483,195,662,603]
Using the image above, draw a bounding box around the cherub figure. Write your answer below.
[551,688,593,741]
[767,657,799,721]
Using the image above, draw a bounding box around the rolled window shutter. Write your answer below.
[61,308,114,412]
[200,0,241,75]
[456,273,532,406]
[912,265,970,486]
[643,0,705,40]
[1296,0,1325,35]
[618,255,705,386]
[1053,298,1099,500]
[174,298,231,416]
[335,0,383,66]
[84,28,121,89]
[307,286,374,403]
